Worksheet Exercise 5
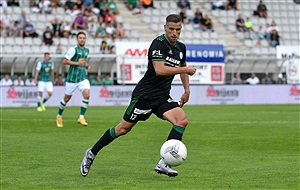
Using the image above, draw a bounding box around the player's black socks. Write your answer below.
[91,127,117,156]
[167,125,186,141]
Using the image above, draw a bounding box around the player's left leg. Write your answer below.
[37,91,43,111]
[154,99,188,177]
[78,79,90,126]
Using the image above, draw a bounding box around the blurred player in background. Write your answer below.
[56,31,90,127]
[34,52,54,111]
[80,14,196,177]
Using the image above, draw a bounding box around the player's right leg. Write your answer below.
[80,120,137,176]
[56,82,75,127]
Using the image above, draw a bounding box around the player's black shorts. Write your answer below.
[123,95,180,123]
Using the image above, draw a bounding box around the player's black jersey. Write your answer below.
[132,34,186,99]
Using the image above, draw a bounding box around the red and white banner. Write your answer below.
[115,42,225,84]
[1,85,299,107]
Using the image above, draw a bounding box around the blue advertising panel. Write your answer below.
[186,44,225,63]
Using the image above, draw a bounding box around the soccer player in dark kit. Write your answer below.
[80,14,196,177]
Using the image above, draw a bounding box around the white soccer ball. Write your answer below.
[160,139,187,166]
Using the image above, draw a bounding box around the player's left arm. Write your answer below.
[51,62,55,83]
[179,62,190,107]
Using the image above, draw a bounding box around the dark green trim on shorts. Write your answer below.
[125,97,138,115]
[173,125,185,134]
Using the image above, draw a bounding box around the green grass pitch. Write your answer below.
[1,104,299,189]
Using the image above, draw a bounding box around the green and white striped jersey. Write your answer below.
[36,60,54,82]
[65,45,90,83]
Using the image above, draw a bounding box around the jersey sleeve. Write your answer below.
[36,62,42,71]
[181,43,186,64]
[64,47,76,60]
[149,40,166,62]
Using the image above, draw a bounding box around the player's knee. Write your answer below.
[178,117,188,127]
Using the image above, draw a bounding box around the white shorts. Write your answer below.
[65,79,90,96]
[38,81,53,92]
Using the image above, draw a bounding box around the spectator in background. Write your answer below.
[91,75,102,85]
[179,8,189,24]
[51,17,63,38]
[102,74,113,85]
[245,17,254,40]
[100,36,108,54]
[193,7,203,24]
[209,0,225,10]
[38,0,52,14]
[73,12,86,30]
[8,20,22,37]
[256,0,267,18]
[265,21,279,41]
[61,20,73,38]
[55,74,65,86]
[261,74,273,84]
[88,23,97,38]
[13,75,25,86]
[277,73,286,84]
[42,26,54,46]
[18,11,29,28]
[115,22,126,38]
[127,0,139,11]
[84,3,96,23]
[255,25,264,46]
[23,20,39,38]
[95,22,106,38]
[0,20,4,37]
[64,0,75,13]
[140,0,154,9]
[105,21,115,38]
[107,36,115,54]
[75,0,84,12]
[236,13,246,32]
[269,30,280,47]
[244,73,260,84]
[0,74,13,86]
[56,43,64,54]
[177,0,191,10]
[2,9,12,36]
[0,0,8,8]
[25,76,36,86]
[67,5,82,19]
[107,0,119,15]
[200,14,214,32]
[226,0,238,10]
[231,73,242,84]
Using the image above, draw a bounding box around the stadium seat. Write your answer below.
[24,38,33,45]
[6,38,15,46]
[33,38,42,46]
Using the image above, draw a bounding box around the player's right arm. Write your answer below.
[63,47,85,66]
[34,62,41,84]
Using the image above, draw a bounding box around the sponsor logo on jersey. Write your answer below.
[133,108,152,114]
[165,56,180,67]
[152,50,162,57]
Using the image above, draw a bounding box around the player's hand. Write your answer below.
[86,65,91,72]
[78,58,85,66]
[186,66,196,76]
[179,91,190,108]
